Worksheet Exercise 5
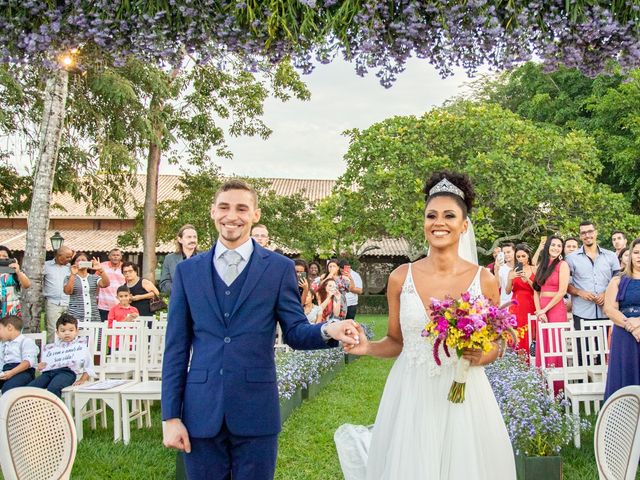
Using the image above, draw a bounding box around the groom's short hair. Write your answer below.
[213,179,259,208]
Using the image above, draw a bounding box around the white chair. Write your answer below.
[141,321,166,382]
[537,321,576,399]
[562,329,607,448]
[594,385,640,480]
[0,387,77,479]
[157,312,168,322]
[97,321,144,381]
[120,380,162,445]
[579,318,613,382]
[274,324,291,352]
[23,331,47,361]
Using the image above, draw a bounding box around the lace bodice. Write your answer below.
[399,264,483,375]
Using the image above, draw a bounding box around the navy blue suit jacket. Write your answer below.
[161,240,334,438]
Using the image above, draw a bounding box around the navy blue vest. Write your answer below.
[213,251,253,325]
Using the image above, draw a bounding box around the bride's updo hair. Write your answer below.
[423,170,475,216]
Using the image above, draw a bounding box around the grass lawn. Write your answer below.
[64,314,613,479]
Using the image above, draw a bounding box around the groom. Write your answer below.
[161,179,359,479]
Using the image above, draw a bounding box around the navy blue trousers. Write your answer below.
[28,367,77,398]
[184,421,278,480]
[0,363,35,394]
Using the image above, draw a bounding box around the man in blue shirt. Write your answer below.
[565,221,619,361]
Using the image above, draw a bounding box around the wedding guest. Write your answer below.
[505,244,536,352]
[107,286,139,348]
[97,248,125,321]
[308,261,322,284]
[339,260,363,320]
[566,222,619,339]
[312,259,350,319]
[160,225,198,296]
[28,313,94,397]
[611,230,628,257]
[0,246,31,317]
[303,290,322,323]
[486,246,501,275]
[603,237,640,400]
[0,314,39,393]
[497,242,515,305]
[64,253,110,322]
[251,224,269,248]
[618,248,630,270]
[121,261,159,317]
[564,237,580,257]
[294,259,310,305]
[533,236,570,373]
[316,278,343,322]
[43,245,73,342]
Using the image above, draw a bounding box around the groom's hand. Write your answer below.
[163,418,192,453]
[325,320,360,346]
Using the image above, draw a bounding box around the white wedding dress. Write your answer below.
[335,264,516,480]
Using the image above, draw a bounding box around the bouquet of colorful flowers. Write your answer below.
[422,292,517,403]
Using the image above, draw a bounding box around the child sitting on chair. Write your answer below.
[107,285,139,349]
[0,314,39,393]
[28,313,95,398]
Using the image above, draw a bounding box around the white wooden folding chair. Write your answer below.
[23,331,46,362]
[537,321,577,399]
[97,321,143,381]
[579,318,613,382]
[594,385,640,480]
[561,328,607,448]
[141,321,166,382]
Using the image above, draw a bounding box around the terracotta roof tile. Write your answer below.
[0,228,175,254]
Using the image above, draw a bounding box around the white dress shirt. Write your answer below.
[0,334,39,368]
[213,238,254,285]
[498,264,513,305]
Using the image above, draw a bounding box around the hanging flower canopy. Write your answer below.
[0,1,639,85]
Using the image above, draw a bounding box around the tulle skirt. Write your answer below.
[335,353,516,479]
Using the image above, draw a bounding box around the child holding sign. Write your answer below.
[0,314,39,393]
[28,313,95,398]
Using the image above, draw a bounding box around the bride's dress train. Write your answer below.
[335,264,516,480]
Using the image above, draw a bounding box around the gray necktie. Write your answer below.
[221,250,242,285]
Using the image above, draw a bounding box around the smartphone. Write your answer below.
[515,262,523,273]
[0,258,16,274]
[496,252,505,263]
[78,261,93,269]
[297,272,307,282]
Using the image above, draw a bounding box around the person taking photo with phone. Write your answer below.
[64,252,110,322]
[339,260,363,320]
[0,246,31,317]
[505,244,537,353]
[294,259,310,305]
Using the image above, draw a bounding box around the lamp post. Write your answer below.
[50,231,64,251]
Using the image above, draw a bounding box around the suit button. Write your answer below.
[224,313,229,318]
[219,369,223,375]
[224,337,231,344]
[225,290,231,296]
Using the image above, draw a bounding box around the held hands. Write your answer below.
[578,290,597,302]
[536,310,548,323]
[594,293,605,306]
[163,418,192,453]
[342,324,369,356]
[462,344,499,366]
[325,320,361,347]
[37,362,46,371]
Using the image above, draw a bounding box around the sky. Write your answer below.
[164,57,487,180]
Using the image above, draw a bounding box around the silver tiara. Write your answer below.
[429,178,465,199]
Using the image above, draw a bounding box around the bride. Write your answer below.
[335,171,516,479]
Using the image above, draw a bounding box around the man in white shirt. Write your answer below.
[43,246,73,342]
[497,242,515,306]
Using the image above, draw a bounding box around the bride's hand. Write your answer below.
[343,324,369,356]
[462,346,498,366]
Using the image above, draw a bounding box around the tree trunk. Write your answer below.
[21,68,69,331]
[142,113,161,283]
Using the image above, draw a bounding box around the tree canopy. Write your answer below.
[333,101,639,257]
[2,2,640,86]
[476,62,640,211]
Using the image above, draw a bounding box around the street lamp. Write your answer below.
[50,231,64,251]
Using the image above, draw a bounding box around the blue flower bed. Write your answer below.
[276,348,344,400]
[485,350,589,456]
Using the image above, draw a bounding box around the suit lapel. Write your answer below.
[196,248,224,325]
[230,242,270,320]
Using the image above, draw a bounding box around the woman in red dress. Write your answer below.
[505,244,537,353]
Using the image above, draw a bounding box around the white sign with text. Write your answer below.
[41,337,88,372]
